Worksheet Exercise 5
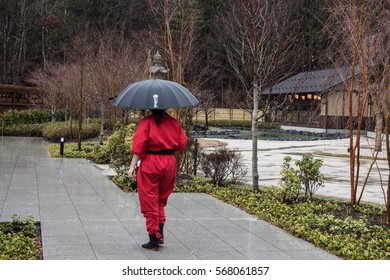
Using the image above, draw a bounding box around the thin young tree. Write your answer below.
[327,0,390,208]
[218,0,300,190]
[146,0,201,173]
[27,64,65,122]
[86,31,143,135]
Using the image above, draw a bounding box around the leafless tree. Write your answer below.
[85,31,144,135]
[27,64,66,122]
[145,0,202,174]
[326,0,390,213]
[219,0,300,190]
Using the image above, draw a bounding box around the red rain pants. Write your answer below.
[136,154,177,237]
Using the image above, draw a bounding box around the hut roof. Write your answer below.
[262,67,361,95]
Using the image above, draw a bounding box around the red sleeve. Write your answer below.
[131,118,150,158]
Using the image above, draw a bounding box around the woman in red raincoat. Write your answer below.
[128,109,188,250]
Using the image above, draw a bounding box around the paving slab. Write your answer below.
[0,136,338,260]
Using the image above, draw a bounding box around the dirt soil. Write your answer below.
[197,138,227,148]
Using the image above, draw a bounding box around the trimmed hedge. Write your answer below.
[2,109,65,125]
[41,121,100,141]
[3,121,100,140]
[3,123,47,137]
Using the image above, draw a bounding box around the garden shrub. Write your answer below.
[112,167,137,192]
[47,122,136,166]
[47,141,100,160]
[270,156,301,203]
[273,154,324,202]
[41,120,100,141]
[2,109,65,125]
[3,123,47,137]
[96,123,136,171]
[200,147,248,186]
[296,154,324,200]
[0,215,41,260]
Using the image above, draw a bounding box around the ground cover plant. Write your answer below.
[48,141,103,161]
[0,215,42,260]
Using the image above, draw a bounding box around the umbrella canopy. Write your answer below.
[112,79,199,110]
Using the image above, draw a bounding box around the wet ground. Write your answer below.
[212,137,388,205]
[0,136,338,260]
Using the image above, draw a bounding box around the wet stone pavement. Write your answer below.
[0,137,339,260]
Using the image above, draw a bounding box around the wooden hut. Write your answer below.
[261,67,370,131]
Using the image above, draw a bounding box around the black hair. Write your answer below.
[151,109,165,125]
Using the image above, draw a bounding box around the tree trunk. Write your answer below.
[205,109,209,129]
[100,103,105,145]
[374,100,383,152]
[385,115,390,225]
[77,63,84,151]
[349,60,357,206]
[252,82,259,190]
[51,106,56,122]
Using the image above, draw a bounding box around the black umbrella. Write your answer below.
[112,79,199,110]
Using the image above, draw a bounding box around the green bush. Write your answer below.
[296,154,324,200]
[2,109,65,125]
[0,215,41,260]
[92,144,111,164]
[104,123,136,171]
[273,155,324,203]
[47,141,100,159]
[3,123,47,137]
[41,121,100,141]
[273,156,301,203]
[112,167,137,192]
[48,123,137,167]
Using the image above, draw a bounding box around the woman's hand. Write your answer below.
[128,166,135,179]
[128,153,141,179]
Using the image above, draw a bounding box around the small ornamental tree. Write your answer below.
[278,154,324,202]
[295,154,324,200]
[278,156,300,203]
[200,147,248,186]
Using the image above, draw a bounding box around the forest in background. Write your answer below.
[1,0,329,104]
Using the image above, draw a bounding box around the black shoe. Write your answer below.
[141,234,159,250]
[159,223,164,245]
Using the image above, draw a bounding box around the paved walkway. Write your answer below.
[0,137,338,260]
